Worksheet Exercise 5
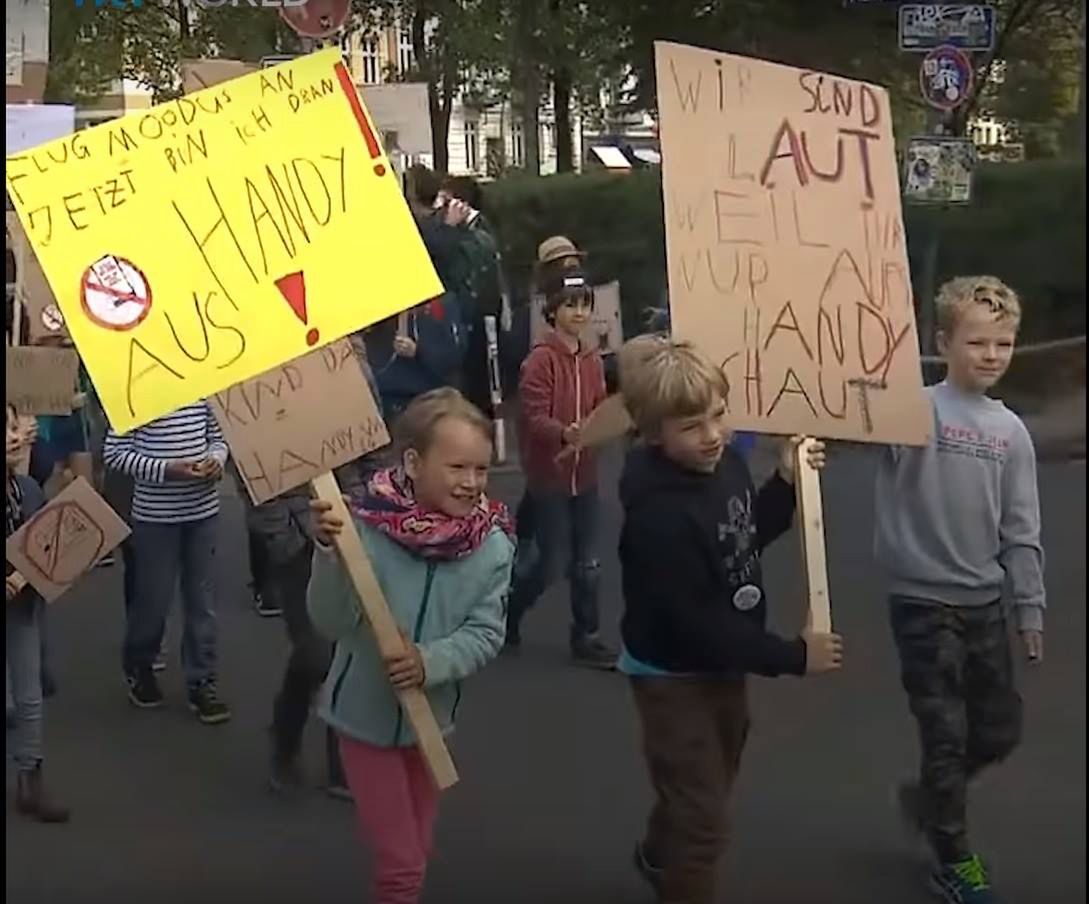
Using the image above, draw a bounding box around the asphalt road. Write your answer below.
[6,446,1086,904]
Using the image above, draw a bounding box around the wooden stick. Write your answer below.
[7,570,28,598]
[309,471,459,791]
[484,315,505,463]
[794,437,832,634]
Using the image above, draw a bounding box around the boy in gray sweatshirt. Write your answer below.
[874,276,1044,904]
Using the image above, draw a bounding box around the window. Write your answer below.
[511,122,524,168]
[465,120,480,172]
[361,35,380,84]
[398,29,415,74]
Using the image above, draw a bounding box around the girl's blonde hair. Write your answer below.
[620,338,730,438]
[393,388,493,456]
[936,276,1022,335]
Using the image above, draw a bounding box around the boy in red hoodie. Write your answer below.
[507,266,615,669]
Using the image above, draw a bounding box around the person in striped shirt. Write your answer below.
[103,401,231,724]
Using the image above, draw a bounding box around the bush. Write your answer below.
[484,160,1085,346]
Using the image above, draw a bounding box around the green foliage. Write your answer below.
[483,162,1086,343]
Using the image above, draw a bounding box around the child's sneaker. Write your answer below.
[324,782,354,802]
[633,841,664,895]
[254,591,282,618]
[930,854,1000,904]
[570,634,617,671]
[187,681,232,725]
[126,669,164,709]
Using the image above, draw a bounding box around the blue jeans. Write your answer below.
[123,517,218,686]
[7,595,44,770]
[507,489,601,641]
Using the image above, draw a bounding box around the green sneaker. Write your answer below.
[930,854,999,904]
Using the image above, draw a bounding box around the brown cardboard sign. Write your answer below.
[530,280,624,354]
[578,393,634,449]
[6,477,130,602]
[210,338,390,505]
[655,43,929,445]
[180,58,258,94]
[7,212,68,342]
[6,346,79,415]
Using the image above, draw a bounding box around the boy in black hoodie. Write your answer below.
[616,339,843,904]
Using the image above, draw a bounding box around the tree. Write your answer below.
[45,2,303,104]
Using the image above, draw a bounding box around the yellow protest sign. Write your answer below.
[5,48,443,433]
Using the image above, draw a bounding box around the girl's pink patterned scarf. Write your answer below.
[350,467,513,561]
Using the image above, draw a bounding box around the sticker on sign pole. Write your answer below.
[79,255,153,331]
[919,45,974,111]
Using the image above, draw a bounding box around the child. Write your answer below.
[242,484,348,799]
[616,339,843,904]
[307,388,512,904]
[876,277,1044,904]
[5,403,69,823]
[512,236,588,579]
[506,265,615,668]
[103,401,230,723]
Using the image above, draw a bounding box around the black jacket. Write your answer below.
[618,445,807,677]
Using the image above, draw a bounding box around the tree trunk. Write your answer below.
[553,67,574,172]
[1078,0,1086,156]
[410,6,450,173]
[518,0,541,174]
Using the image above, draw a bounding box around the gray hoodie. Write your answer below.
[874,381,1045,632]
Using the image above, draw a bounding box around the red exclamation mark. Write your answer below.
[334,61,386,177]
[275,270,319,346]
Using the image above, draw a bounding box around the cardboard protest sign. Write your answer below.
[8,213,68,341]
[655,43,929,445]
[530,280,624,354]
[6,48,443,434]
[6,477,130,602]
[210,338,389,504]
[180,58,258,94]
[578,393,633,449]
[6,346,79,415]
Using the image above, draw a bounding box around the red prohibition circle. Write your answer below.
[79,256,154,332]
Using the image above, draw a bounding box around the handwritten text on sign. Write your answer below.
[655,43,929,445]
[5,48,443,434]
[210,338,389,505]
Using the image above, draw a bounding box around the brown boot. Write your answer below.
[15,766,70,824]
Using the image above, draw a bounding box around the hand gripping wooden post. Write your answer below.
[309,472,459,790]
[793,437,832,634]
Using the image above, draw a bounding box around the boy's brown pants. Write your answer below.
[630,676,749,904]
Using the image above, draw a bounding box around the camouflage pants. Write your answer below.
[890,599,1022,862]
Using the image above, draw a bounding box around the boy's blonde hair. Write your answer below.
[620,337,729,438]
[393,388,492,457]
[936,276,1022,335]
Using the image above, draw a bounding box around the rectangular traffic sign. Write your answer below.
[899,4,996,51]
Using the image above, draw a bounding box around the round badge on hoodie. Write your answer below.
[733,584,762,611]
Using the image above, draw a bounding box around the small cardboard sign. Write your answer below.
[7,212,68,342]
[210,337,390,505]
[6,477,130,602]
[180,58,258,94]
[6,345,79,415]
[530,279,624,354]
[578,393,633,449]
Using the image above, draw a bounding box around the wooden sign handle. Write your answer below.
[6,570,28,599]
[309,471,459,791]
[794,437,832,634]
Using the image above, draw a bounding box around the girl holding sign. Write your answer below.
[307,388,513,904]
